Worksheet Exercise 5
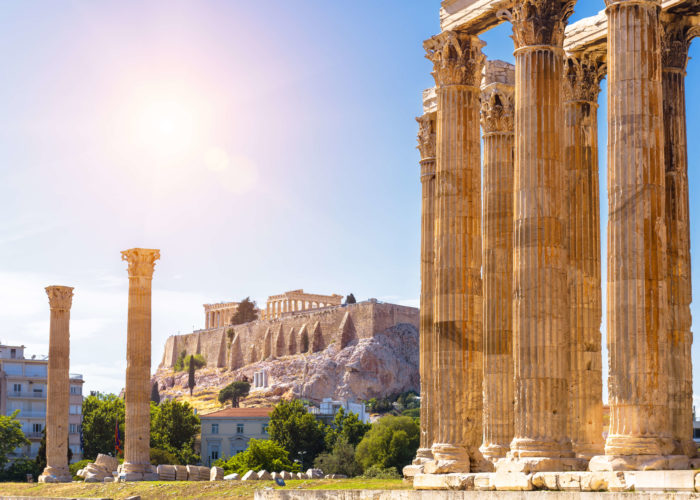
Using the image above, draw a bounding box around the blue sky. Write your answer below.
[0,1,698,402]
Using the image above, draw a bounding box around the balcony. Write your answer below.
[69,373,83,380]
[15,411,46,419]
[25,431,43,439]
[8,391,45,399]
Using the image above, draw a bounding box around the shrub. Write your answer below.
[150,448,179,466]
[214,439,299,475]
[355,416,419,473]
[174,352,206,372]
[313,437,362,477]
[0,457,41,482]
[69,459,91,481]
[361,464,401,479]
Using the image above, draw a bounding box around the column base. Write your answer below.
[38,466,71,483]
[424,444,470,474]
[495,456,588,474]
[604,435,673,456]
[674,439,698,458]
[480,443,509,461]
[510,437,575,459]
[573,442,605,460]
[589,454,689,471]
[414,447,434,463]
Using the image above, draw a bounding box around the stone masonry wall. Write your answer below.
[159,301,419,370]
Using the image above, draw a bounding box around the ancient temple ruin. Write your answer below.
[411,0,700,487]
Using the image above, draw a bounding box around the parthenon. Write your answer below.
[262,290,343,320]
[412,0,700,485]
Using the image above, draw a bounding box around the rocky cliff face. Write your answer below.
[153,323,418,411]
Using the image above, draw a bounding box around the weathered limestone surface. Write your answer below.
[424,30,486,474]
[415,111,437,464]
[598,0,674,467]
[122,248,160,479]
[480,60,515,462]
[562,53,605,460]
[507,0,579,470]
[39,286,74,484]
[662,16,699,458]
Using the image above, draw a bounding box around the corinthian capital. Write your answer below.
[424,31,485,87]
[563,53,607,103]
[46,286,74,311]
[416,114,436,161]
[481,85,514,134]
[507,0,576,49]
[661,17,699,71]
[121,248,161,279]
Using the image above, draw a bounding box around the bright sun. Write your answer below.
[136,99,196,158]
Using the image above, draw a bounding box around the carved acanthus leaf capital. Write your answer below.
[424,31,485,87]
[46,286,74,311]
[481,84,514,133]
[416,114,436,160]
[563,53,606,103]
[507,0,576,49]
[121,248,161,279]
[661,18,698,70]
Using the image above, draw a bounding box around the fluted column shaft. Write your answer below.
[416,113,437,461]
[662,19,695,458]
[424,31,485,473]
[122,248,160,477]
[604,0,671,459]
[563,55,605,459]
[40,286,74,483]
[480,68,515,461]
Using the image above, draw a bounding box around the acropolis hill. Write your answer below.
[155,297,420,410]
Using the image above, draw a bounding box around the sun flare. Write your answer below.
[136,100,195,158]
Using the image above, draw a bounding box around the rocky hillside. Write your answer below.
[152,323,418,413]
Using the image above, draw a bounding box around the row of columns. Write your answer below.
[39,248,159,482]
[415,0,696,475]
[205,310,227,329]
[266,299,329,319]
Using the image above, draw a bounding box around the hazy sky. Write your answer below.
[1,1,699,403]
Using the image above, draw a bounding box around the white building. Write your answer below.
[199,407,274,466]
[0,344,84,461]
[308,398,370,424]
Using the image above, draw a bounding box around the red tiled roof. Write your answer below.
[201,407,274,419]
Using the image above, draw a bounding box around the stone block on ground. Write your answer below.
[493,471,533,491]
[559,472,582,491]
[94,454,119,472]
[403,464,424,478]
[242,470,257,481]
[531,472,558,490]
[210,466,225,481]
[473,473,494,491]
[224,473,240,481]
[174,465,188,481]
[624,470,695,492]
[103,477,114,483]
[84,473,100,483]
[142,472,159,481]
[413,473,474,490]
[257,470,272,480]
[306,468,324,479]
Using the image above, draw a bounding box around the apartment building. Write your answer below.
[0,344,84,461]
[200,407,273,466]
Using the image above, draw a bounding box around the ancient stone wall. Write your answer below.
[159,301,419,370]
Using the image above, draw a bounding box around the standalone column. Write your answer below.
[39,286,74,483]
[506,0,582,472]
[423,31,487,474]
[413,112,437,466]
[480,60,515,462]
[563,54,605,460]
[122,248,160,480]
[591,0,676,471]
[662,18,697,459]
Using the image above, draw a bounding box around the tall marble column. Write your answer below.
[122,248,160,480]
[414,112,437,465]
[662,17,698,459]
[39,286,74,483]
[591,0,677,471]
[480,60,515,462]
[563,53,605,460]
[505,0,582,472]
[423,30,487,474]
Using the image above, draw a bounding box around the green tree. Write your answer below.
[313,437,362,477]
[150,447,179,466]
[230,297,258,325]
[214,439,299,475]
[81,392,125,460]
[218,381,251,408]
[268,400,327,469]
[395,391,419,411]
[355,416,419,473]
[325,407,371,449]
[0,410,29,472]
[149,400,200,465]
[188,355,196,396]
[366,397,393,414]
[0,457,41,482]
[345,293,356,305]
[151,382,161,405]
[173,351,206,372]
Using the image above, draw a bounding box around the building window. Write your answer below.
[694,428,700,439]
[10,349,16,359]
[237,423,244,434]
[32,423,42,433]
[69,424,77,433]
[69,405,81,415]
[13,383,21,393]
[70,386,81,395]
[262,424,268,435]
[211,423,219,435]
[210,445,219,461]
